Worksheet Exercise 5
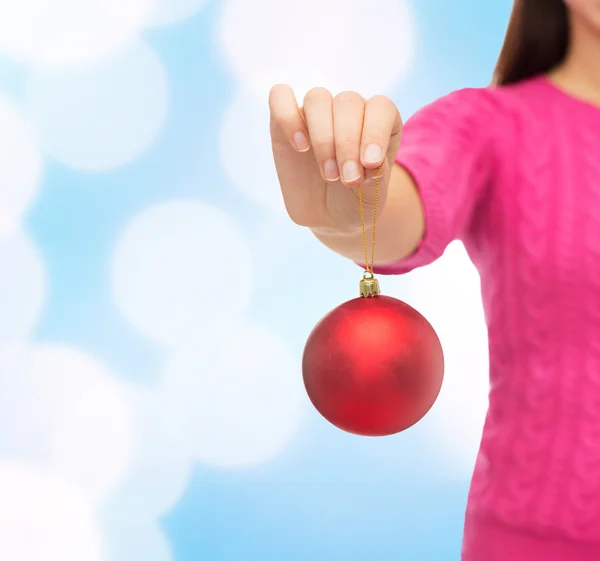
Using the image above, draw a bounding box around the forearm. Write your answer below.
[311,164,425,266]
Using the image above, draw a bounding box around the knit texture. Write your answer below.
[375,75,600,560]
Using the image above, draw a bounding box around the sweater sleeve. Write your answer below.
[371,87,497,275]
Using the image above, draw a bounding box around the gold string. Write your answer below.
[357,165,382,273]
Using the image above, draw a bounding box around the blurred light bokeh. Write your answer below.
[0,1,511,559]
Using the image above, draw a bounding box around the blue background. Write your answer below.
[0,1,511,560]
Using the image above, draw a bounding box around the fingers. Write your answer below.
[332,91,366,187]
[361,95,403,170]
[303,88,338,183]
[270,84,401,188]
[269,84,311,152]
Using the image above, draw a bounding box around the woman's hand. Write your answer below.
[269,84,403,234]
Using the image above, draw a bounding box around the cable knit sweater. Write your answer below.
[375,75,600,560]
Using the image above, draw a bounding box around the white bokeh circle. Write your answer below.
[0,344,135,502]
[250,215,315,268]
[161,322,304,467]
[0,344,44,460]
[384,242,490,478]
[0,229,47,343]
[0,97,43,238]
[103,520,172,561]
[102,385,192,521]
[0,0,153,68]
[47,349,135,503]
[145,0,208,27]
[0,461,104,561]
[218,0,416,98]
[112,200,253,348]
[0,208,15,239]
[220,89,286,214]
[26,38,168,172]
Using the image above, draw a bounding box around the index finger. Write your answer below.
[269,84,311,152]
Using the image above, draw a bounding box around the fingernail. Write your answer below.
[323,159,340,182]
[363,143,382,164]
[342,160,361,183]
[293,131,310,152]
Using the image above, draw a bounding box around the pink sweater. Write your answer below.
[375,75,600,560]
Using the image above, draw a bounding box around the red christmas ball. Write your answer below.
[302,295,444,437]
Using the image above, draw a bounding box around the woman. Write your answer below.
[269,0,600,559]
